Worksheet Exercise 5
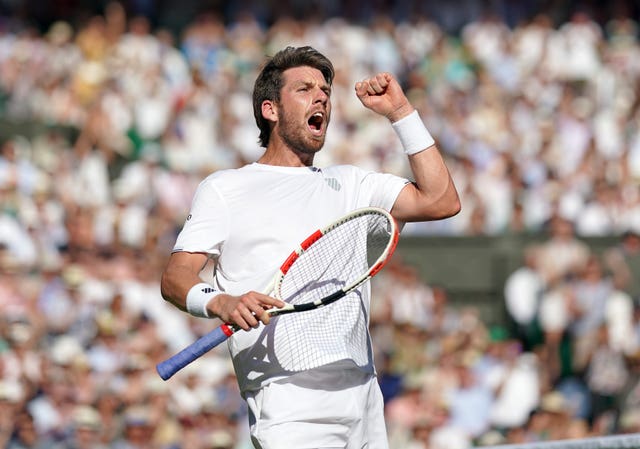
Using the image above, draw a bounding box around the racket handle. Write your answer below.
[156,324,235,380]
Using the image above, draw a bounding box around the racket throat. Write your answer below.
[269,290,348,316]
[295,290,347,312]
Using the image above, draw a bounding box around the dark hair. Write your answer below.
[252,46,335,148]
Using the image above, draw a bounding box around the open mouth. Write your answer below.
[308,112,324,133]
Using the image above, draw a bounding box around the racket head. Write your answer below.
[272,207,399,307]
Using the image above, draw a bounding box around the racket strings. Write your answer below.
[279,213,391,305]
[273,212,393,372]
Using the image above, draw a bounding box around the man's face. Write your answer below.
[275,66,332,155]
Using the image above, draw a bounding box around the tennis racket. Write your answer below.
[156,206,399,380]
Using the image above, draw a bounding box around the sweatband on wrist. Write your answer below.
[391,110,435,155]
[186,282,219,318]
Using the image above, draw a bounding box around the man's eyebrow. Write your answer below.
[293,79,331,94]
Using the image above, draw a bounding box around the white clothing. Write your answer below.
[606,290,638,355]
[504,266,543,325]
[245,361,389,449]
[489,354,540,428]
[173,162,408,393]
[538,287,570,333]
[429,425,471,449]
[0,214,37,267]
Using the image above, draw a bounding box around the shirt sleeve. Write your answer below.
[172,178,229,256]
[359,171,410,211]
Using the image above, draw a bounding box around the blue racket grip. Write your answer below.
[156,324,235,380]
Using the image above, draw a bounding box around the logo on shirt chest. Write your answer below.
[324,178,341,191]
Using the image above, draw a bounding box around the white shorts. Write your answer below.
[245,364,389,449]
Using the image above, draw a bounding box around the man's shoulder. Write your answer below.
[322,164,368,177]
[202,165,253,183]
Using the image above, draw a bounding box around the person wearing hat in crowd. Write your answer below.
[112,405,156,449]
[52,405,107,449]
[527,390,573,441]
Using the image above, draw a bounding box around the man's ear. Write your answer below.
[261,100,277,123]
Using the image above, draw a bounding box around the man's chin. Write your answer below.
[281,131,326,154]
[309,134,327,149]
[298,138,325,154]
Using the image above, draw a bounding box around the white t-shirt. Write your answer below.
[174,162,408,393]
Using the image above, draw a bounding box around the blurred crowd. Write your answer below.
[2,1,640,448]
[373,220,640,448]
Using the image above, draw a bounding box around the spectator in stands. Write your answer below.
[584,325,630,426]
[567,254,613,373]
[6,410,53,449]
[604,227,640,300]
[504,245,545,350]
[534,213,591,286]
[54,406,107,449]
[446,359,494,439]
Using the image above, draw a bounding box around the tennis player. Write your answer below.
[160,46,460,449]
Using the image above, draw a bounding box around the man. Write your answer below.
[161,46,460,449]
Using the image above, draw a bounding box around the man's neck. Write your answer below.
[258,143,315,167]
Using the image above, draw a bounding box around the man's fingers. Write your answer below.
[223,292,285,330]
[369,75,389,93]
[356,73,391,97]
[259,309,271,325]
[245,293,285,327]
[255,292,285,309]
[232,307,258,330]
[358,80,381,96]
[376,72,391,86]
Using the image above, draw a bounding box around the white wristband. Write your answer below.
[391,110,435,155]
[186,282,219,318]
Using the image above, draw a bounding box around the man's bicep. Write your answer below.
[389,182,420,222]
[391,176,461,223]
[161,251,211,307]
[167,251,210,274]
